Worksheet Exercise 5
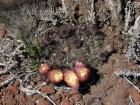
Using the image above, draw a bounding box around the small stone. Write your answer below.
[68,90,79,95]
[0,27,6,38]
[61,100,72,105]
[33,94,41,100]
[66,92,72,98]
[117,78,123,84]
[61,93,66,100]
[36,75,42,82]
[71,94,82,102]
[63,47,69,53]
[52,94,62,101]
[8,84,19,95]
[40,86,55,94]
[36,98,51,105]
[69,97,75,104]
[54,99,61,105]
[56,91,65,99]
[115,86,128,99]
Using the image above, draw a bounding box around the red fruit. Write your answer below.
[38,63,50,75]
[64,70,79,89]
[75,67,89,82]
[48,69,63,83]
[74,60,85,70]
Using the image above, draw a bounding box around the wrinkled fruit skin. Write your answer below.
[38,63,50,75]
[64,70,80,89]
[75,67,90,82]
[48,69,63,83]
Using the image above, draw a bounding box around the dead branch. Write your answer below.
[61,0,68,15]
[124,76,140,93]
[54,86,71,92]
[124,1,134,32]
[0,75,16,89]
[129,95,134,105]
[115,69,140,93]
[114,70,140,78]
[0,63,17,76]
[18,79,56,105]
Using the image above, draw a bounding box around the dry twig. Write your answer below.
[0,75,16,89]
[124,76,140,93]
[18,79,56,105]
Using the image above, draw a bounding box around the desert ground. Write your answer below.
[0,0,140,105]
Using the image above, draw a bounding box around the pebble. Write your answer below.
[61,99,73,105]
[69,97,75,104]
[68,90,79,95]
[117,78,123,84]
[36,98,51,105]
[52,94,62,101]
[115,86,128,99]
[71,94,82,102]
[55,91,65,99]
[8,84,19,95]
[54,99,61,105]
[40,86,55,94]
[63,47,69,53]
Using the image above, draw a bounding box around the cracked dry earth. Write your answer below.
[0,0,140,105]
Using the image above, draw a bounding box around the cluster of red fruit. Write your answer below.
[38,61,90,89]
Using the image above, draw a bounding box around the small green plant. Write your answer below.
[18,31,49,68]
[34,34,42,56]
[18,31,36,57]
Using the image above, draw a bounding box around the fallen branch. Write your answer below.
[114,70,140,93]
[129,95,134,105]
[0,63,17,76]
[18,79,56,105]
[124,76,140,93]
[124,1,134,32]
[54,86,71,92]
[0,75,16,89]
[114,70,140,78]
[61,0,68,15]
[88,0,96,23]
[0,70,10,76]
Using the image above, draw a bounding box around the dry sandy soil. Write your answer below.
[0,0,140,105]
